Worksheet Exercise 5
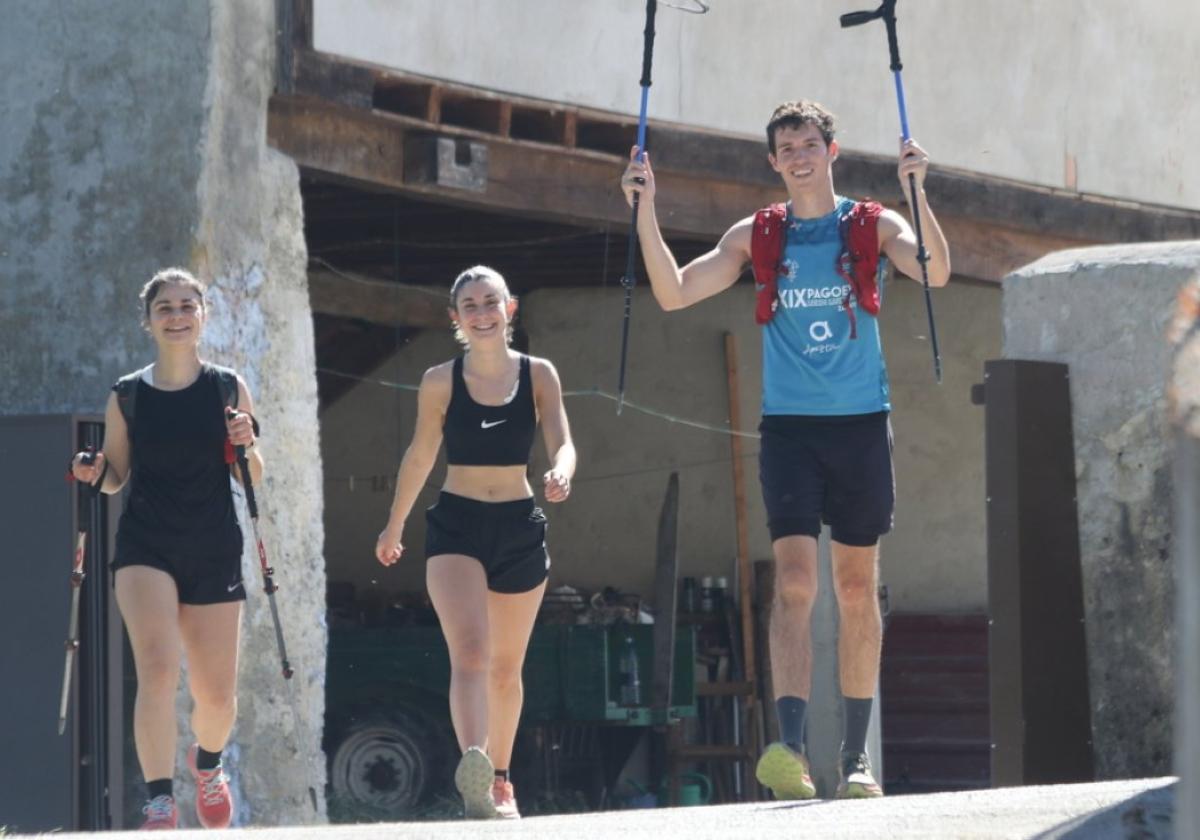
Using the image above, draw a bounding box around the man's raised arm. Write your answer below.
[621,146,752,311]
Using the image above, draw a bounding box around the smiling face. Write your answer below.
[768,122,838,193]
[145,281,206,348]
[449,269,517,347]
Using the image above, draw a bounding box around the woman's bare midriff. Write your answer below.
[443,464,533,502]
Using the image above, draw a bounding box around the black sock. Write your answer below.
[494,769,509,783]
[147,778,173,800]
[196,747,223,771]
[776,696,808,752]
[842,695,874,756]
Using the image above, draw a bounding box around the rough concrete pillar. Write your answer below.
[1004,241,1200,778]
[184,0,327,828]
[1169,277,1200,836]
[1,0,325,827]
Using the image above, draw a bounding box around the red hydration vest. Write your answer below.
[751,200,885,337]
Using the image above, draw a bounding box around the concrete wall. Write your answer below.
[1,0,326,827]
[1004,241,1200,779]
[1171,275,1200,838]
[321,275,998,616]
[313,0,1200,210]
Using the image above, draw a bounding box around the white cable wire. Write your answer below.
[316,367,760,439]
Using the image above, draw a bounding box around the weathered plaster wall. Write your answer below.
[0,1,209,409]
[1,0,325,827]
[314,0,1200,210]
[1004,241,1200,778]
[1170,275,1200,838]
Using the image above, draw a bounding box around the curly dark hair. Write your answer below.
[139,267,206,318]
[766,101,836,154]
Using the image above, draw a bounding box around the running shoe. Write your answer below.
[755,742,817,800]
[139,794,178,830]
[187,743,234,828]
[836,750,883,798]
[455,746,500,819]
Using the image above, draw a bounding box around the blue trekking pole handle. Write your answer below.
[842,0,942,383]
[616,0,658,414]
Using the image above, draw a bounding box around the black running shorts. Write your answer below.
[424,491,550,594]
[112,531,246,605]
[758,412,895,547]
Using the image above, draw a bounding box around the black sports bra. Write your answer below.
[443,355,537,466]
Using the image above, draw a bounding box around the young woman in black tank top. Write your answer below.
[70,269,261,830]
[375,265,576,820]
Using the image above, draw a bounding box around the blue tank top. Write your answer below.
[762,197,891,416]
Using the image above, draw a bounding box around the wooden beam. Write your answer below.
[270,95,1101,283]
[646,124,1200,244]
[308,268,447,328]
[724,333,755,693]
[285,50,1200,246]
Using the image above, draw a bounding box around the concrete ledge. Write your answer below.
[38,778,1175,839]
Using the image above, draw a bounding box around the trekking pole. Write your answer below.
[59,447,97,735]
[841,0,942,383]
[226,408,294,680]
[615,0,709,414]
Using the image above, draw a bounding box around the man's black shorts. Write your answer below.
[758,411,895,547]
[112,530,246,605]
[425,491,550,594]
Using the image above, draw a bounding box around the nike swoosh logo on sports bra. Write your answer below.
[481,419,508,429]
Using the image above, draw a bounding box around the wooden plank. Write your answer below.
[293,49,374,109]
[285,51,1200,246]
[651,471,681,715]
[496,101,512,138]
[562,111,578,148]
[268,95,1101,283]
[724,332,755,693]
[650,123,1200,244]
[308,268,447,328]
[426,86,442,124]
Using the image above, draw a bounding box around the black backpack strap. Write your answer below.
[207,363,260,435]
[206,363,240,411]
[111,365,152,434]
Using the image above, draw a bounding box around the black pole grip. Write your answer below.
[840,9,880,27]
[883,1,903,72]
[227,408,260,519]
[640,0,657,88]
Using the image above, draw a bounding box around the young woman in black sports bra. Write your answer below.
[375,265,576,820]
[70,268,260,830]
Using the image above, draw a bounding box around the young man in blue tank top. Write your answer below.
[620,101,950,799]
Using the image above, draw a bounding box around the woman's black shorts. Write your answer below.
[112,530,246,606]
[758,411,895,547]
[424,491,550,594]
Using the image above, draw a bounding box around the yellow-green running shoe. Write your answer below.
[836,751,883,798]
[755,742,817,800]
